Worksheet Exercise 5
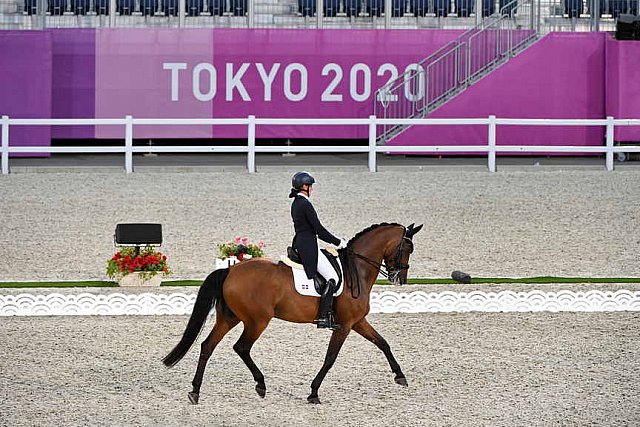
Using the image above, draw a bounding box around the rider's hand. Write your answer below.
[337,238,348,249]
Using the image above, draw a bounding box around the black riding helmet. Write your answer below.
[291,171,315,190]
[289,171,315,198]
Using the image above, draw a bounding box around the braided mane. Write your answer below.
[340,222,404,299]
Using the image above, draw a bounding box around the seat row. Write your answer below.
[298,0,639,17]
[298,0,512,17]
[564,0,638,18]
[23,0,640,18]
[24,0,247,16]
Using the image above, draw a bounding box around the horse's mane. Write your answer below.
[346,222,403,248]
[339,222,404,298]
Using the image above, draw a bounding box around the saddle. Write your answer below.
[284,246,342,294]
[287,246,302,264]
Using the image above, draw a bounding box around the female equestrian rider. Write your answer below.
[289,171,347,330]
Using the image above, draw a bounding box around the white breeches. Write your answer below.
[316,246,339,283]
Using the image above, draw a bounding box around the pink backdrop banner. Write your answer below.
[34,28,639,145]
[95,29,462,139]
[606,36,640,142]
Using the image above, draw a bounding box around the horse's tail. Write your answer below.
[162,268,232,368]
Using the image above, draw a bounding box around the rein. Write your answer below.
[347,250,391,278]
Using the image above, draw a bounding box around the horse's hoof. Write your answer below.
[307,396,321,404]
[255,384,266,398]
[395,376,408,387]
[188,392,199,405]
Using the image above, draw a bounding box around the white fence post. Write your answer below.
[606,116,614,171]
[247,115,256,173]
[488,115,497,172]
[368,115,377,172]
[125,115,133,174]
[1,115,9,175]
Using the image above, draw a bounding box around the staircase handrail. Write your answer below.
[374,0,538,142]
[376,13,505,103]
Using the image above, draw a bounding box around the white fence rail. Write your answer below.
[2,115,640,175]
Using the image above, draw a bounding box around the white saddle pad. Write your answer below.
[281,255,344,298]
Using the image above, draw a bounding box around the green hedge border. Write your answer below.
[0,277,639,288]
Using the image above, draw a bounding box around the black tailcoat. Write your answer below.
[291,194,340,279]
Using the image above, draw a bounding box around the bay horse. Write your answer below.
[163,222,423,404]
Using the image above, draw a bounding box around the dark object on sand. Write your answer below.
[451,271,472,284]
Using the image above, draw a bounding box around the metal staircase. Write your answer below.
[373,0,541,143]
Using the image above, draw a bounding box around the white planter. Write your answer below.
[118,272,162,287]
[215,254,252,270]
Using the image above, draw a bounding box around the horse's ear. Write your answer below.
[407,223,415,230]
[407,224,423,237]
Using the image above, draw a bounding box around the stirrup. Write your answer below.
[314,313,341,330]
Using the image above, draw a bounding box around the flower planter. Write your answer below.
[118,272,162,287]
[108,245,171,286]
[215,254,252,270]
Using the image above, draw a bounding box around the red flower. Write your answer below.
[237,253,244,261]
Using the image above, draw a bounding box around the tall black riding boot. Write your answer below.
[315,279,340,330]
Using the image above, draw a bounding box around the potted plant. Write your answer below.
[216,236,267,269]
[107,245,172,287]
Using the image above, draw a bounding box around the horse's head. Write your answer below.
[342,222,424,295]
[383,223,423,286]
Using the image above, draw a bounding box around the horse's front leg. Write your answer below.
[307,327,351,404]
[353,317,408,386]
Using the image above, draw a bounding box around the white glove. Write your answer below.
[337,238,348,249]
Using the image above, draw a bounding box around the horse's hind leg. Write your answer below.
[189,313,240,404]
[233,319,270,398]
[353,317,408,386]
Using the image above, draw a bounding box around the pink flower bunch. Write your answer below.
[218,237,267,259]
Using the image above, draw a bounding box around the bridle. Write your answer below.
[386,234,413,283]
[345,229,413,283]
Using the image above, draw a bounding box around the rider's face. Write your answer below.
[305,184,313,195]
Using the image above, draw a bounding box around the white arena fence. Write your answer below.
[2,289,640,316]
[2,115,640,175]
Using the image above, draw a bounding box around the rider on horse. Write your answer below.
[289,171,347,330]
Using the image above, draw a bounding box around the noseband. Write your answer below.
[386,235,413,282]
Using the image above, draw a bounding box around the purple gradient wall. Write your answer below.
[51,29,95,139]
[1,29,639,150]
[0,31,52,154]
